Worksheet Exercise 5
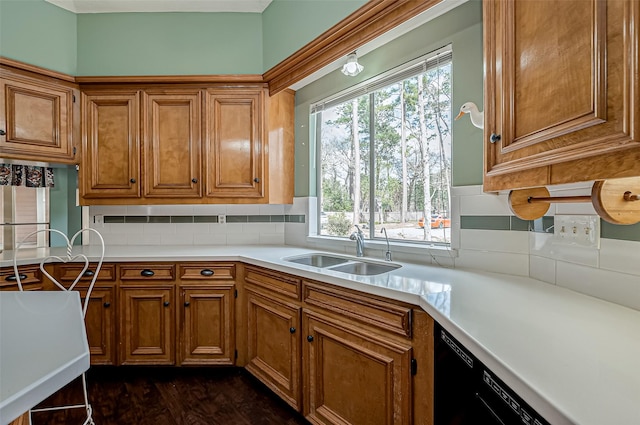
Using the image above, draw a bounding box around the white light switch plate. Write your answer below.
[554,215,600,249]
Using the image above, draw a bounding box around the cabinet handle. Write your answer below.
[253,178,260,183]
[83,270,95,277]
[130,178,136,183]
[103,302,111,308]
[0,129,6,136]
[184,301,190,307]
[140,269,155,277]
[192,178,198,183]
[307,335,314,342]
[164,301,170,307]
[5,274,27,281]
[200,269,214,276]
[489,133,501,144]
[290,327,296,334]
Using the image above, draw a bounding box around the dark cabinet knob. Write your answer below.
[192,178,198,183]
[83,270,95,277]
[184,301,190,307]
[307,335,314,342]
[490,133,501,144]
[103,302,111,308]
[289,327,296,334]
[253,178,260,183]
[200,269,214,276]
[164,301,170,307]
[140,269,155,277]
[5,274,27,281]
[130,178,136,183]
[0,129,6,136]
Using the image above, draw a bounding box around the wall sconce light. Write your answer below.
[341,52,364,76]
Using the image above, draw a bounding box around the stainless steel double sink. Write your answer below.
[284,253,400,276]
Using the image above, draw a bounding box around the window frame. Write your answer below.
[312,46,454,249]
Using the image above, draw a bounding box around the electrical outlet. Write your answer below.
[218,215,226,224]
[94,215,104,228]
[554,215,600,248]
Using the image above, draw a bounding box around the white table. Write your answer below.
[0,291,90,425]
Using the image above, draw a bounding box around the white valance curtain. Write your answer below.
[0,164,55,188]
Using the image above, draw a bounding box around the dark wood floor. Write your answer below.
[31,367,310,425]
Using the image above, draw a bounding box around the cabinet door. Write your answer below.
[246,288,302,411]
[81,90,140,199]
[303,311,412,425]
[0,69,76,163]
[484,0,640,191]
[143,90,202,198]
[84,286,117,365]
[120,287,175,365]
[179,285,235,365]
[205,89,264,199]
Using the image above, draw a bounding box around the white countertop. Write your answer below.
[2,245,639,425]
[0,291,90,425]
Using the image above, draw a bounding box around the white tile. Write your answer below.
[107,223,144,234]
[450,193,461,250]
[231,233,260,244]
[126,205,152,215]
[284,223,309,247]
[556,262,640,311]
[555,203,597,215]
[599,239,640,277]
[460,229,529,254]
[143,223,176,234]
[100,233,127,246]
[259,233,285,245]
[192,204,227,215]
[285,196,312,215]
[161,232,193,245]
[259,204,285,215]
[529,231,599,267]
[127,233,162,245]
[459,192,511,216]
[147,205,194,215]
[209,223,229,234]
[226,204,261,215]
[175,223,209,234]
[454,249,529,276]
[274,223,285,233]
[194,233,227,245]
[530,255,556,284]
[244,223,276,233]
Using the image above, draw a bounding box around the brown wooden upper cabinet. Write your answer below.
[79,84,293,205]
[483,0,640,192]
[205,89,264,199]
[81,89,141,198]
[143,89,202,198]
[0,65,79,164]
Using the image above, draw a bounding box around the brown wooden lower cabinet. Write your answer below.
[245,286,302,411]
[120,286,175,365]
[302,310,413,425]
[84,286,117,365]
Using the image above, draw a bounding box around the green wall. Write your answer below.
[77,12,263,75]
[293,0,484,197]
[262,0,366,71]
[0,0,77,74]
[50,166,81,247]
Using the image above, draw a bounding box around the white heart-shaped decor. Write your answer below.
[13,228,105,316]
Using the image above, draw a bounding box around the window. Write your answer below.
[0,186,50,250]
[315,48,452,245]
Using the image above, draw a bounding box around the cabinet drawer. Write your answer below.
[119,264,175,281]
[179,263,235,281]
[0,265,42,290]
[303,280,412,338]
[57,263,116,282]
[244,266,301,300]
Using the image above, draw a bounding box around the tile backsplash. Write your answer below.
[88,185,640,311]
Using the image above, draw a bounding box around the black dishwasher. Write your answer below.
[434,322,551,425]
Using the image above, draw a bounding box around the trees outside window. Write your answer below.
[316,49,452,244]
